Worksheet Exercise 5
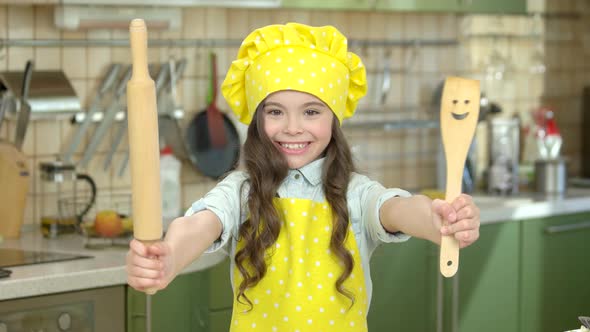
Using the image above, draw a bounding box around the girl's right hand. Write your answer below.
[126,239,175,292]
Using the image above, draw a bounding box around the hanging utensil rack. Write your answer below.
[0,37,457,133]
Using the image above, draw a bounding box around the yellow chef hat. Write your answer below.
[221,22,367,125]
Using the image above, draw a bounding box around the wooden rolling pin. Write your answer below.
[439,76,480,278]
[127,19,162,293]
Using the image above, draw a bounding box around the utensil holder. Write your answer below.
[534,158,567,194]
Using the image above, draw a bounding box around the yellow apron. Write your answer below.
[231,198,368,331]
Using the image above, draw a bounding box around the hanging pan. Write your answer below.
[185,52,240,179]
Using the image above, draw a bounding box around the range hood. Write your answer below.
[0,70,80,118]
[60,0,281,7]
[55,5,182,30]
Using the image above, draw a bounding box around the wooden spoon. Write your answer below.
[439,76,480,278]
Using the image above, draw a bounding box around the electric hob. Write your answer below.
[0,248,91,268]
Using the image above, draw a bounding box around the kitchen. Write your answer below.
[0,0,589,331]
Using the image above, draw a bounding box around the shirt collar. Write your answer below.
[289,157,324,186]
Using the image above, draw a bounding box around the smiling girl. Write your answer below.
[126,22,481,331]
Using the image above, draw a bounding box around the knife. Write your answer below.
[14,60,34,151]
[78,64,132,169]
[63,63,122,164]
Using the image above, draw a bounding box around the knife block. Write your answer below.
[0,143,30,238]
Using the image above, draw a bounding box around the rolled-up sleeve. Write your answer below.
[351,174,412,245]
[184,171,248,253]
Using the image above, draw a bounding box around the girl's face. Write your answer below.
[261,90,334,169]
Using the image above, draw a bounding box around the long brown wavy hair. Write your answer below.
[235,103,356,310]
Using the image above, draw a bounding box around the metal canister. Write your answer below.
[534,158,568,194]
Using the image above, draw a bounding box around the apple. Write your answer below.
[94,210,123,238]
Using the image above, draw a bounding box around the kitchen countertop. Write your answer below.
[0,232,226,301]
[472,187,590,223]
[2,187,590,301]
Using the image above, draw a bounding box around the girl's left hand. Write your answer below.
[431,194,480,248]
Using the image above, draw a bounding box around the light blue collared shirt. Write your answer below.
[185,157,411,307]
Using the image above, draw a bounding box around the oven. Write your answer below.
[0,286,125,332]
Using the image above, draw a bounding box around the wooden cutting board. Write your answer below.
[0,142,30,238]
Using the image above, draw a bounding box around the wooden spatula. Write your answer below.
[439,76,480,278]
[127,19,163,292]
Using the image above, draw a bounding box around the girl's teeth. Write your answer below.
[281,143,306,149]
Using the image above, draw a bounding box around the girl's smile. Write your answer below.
[278,142,310,154]
[262,90,334,169]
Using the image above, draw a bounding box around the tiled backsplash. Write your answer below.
[0,2,588,226]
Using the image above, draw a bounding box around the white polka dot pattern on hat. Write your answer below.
[230,198,368,331]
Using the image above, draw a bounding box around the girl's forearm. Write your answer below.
[379,195,441,245]
[164,210,223,275]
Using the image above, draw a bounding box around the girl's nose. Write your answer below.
[283,116,303,135]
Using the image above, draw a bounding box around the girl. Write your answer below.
[127,22,480,331]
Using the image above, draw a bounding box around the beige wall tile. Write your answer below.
[34,47,60,70]
[7,47,34,70]
[271,9,291,24]
[182,181,216,209]
[69,78,88,111]
[23,194,36,225]
[35,119,61,156]
[62,47,87,79]
[288,10,311,25]
[439,14,457,39]
[81,152,111,190]
[8,6,33,39]
[367,12,387,39]
[402,14,422,40]
[247,9,277,30]
[205,8,227,39]
[344,12,368,40]
[226,9,249,38]
[0,6,7,40]
[109,152,132,190]
[421,14,439,39]
[86,30,112,79]
[34,6,59,39]
[182,8,206,39]
[384,13,404,40]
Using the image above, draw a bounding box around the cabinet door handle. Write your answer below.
[545,221,590,234]
[437,273,443,332]
[452,274,459,332]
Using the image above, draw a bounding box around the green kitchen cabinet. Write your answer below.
[282,0,373,10]
[127,271,200,332]
[192,258,234,332]
[376,0,454,12]
[520,212,590,332]
[448,221,521,332]
[368,238,437,331]
[127,258,233,332]
[460,0,526,14]
[376,0,526,13]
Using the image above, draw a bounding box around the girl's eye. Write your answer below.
[304,109,320,116]
[266,109,282,116]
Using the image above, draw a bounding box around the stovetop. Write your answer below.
[0,248,92,268]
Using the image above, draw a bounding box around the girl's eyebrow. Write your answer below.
[263,101,285,108]
[301,101,327,109]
